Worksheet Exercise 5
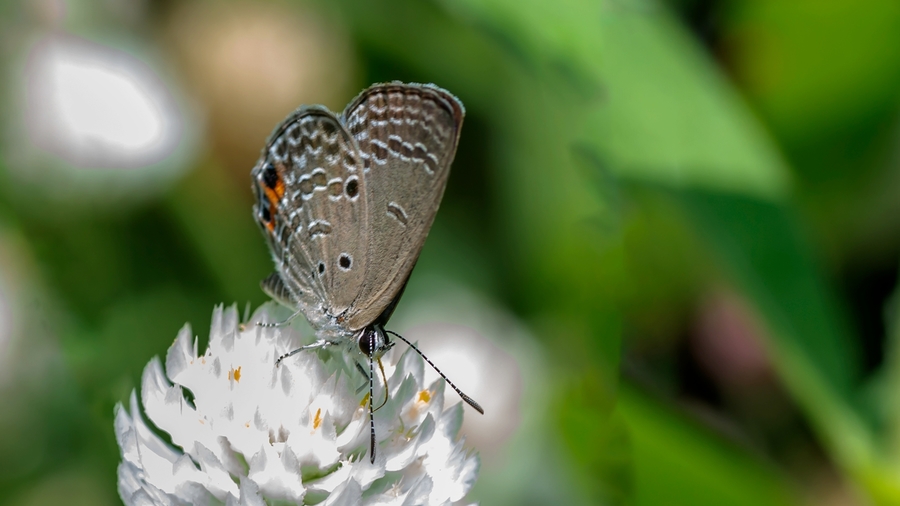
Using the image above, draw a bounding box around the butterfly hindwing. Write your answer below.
[252,107,368,318]
[340,83,464,330]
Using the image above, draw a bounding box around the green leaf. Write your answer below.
[725,1,900,145]
[680,190,860,396]
[676,189,888,492]
[587,8,791,199]
[617,385,798,506]
[441,0,792,199]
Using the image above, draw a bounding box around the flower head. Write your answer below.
[115,304,479,505]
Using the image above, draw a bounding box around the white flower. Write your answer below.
[115,304,480,505]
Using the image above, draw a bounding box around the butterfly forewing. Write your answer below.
[341,83,464,330]
[252,107,368,318]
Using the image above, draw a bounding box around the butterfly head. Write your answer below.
[357,324,394,360]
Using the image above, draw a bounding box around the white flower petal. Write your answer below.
[402,475,434,506]
[191,442,240,499]
[322,477,362,506]
[246,444,305,502]
[237,477,267,506]
[386,414,436,472]
[115,393,216,505]
[163,323,195,380]
[116,303,480,504]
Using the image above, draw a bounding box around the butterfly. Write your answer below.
[251,82,483,463]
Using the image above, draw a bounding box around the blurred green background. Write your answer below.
[2,0,900,504]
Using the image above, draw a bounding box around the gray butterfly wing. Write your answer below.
[260,271,295,308]
[252,106,368,320]
[340,83,464,330]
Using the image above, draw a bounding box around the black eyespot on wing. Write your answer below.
[262,163,278,189]
[318,262,325,275]
[345,177,359,198]
[339,254,351,270]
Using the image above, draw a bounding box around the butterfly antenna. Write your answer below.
[385,330,484,414]
[368,332,377,464]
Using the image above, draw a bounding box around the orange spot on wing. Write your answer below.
[263,186,279,206]
[262,166,285,205]
[261,177,282,233]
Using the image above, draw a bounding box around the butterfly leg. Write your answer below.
[256,307,305,328]
[355,362,369,394]
[275,339,334,366]
[352,358,390,411]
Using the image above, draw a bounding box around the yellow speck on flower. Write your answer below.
[313,408,322,431]
[228,366,242,382]
[418,390,431,404]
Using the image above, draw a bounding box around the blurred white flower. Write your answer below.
[25,33,183,169]
[115,304,479,505]
[390,280,538,461]
[3,30,198,209]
